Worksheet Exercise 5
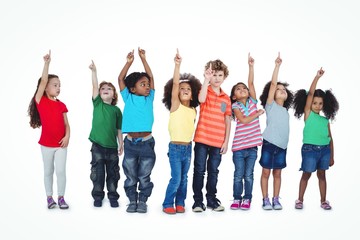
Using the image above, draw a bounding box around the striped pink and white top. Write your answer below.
[231,97,262,152]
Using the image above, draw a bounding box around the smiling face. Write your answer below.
[99,83,115,102]
[179,82,192,103]
[232,83,249,102]
[45,77,61,99]
[312,96,324,114]
[131,76,150,96]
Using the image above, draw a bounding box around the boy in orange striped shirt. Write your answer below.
[192,59,232,212]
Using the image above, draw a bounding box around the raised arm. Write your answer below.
[198,63,213,103]
[89,60,99,99]
[138,47,154,90]
[248,53,256,99]
[267,52,282,104]
[304,67,325,120]
[170,48,182,112]
[35,50,51,103]
[118,50,134,91]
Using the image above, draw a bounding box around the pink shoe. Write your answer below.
[230,199,241,210]
[321,201,332,210]
[240,199,251,210]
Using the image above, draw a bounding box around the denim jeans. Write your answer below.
[301,144,330,172]
[122,136,156,203]
[162,142,192,208]
[192,142,222,203]
[232,147,258,200]
[90,143,120,201]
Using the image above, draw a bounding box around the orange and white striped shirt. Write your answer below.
[193,86,231,148]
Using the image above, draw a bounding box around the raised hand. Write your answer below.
[127,49,135,63]
[248,52,254,66]
[317,67,325,78]
[174,48,182,65]
[89,60,96,72]
[204,63,213,84]
[138,47,146,60]
[275,52,282,66]
[43,50,51,63]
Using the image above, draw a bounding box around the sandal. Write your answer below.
[321,200,332,210]
[295,199,303,209]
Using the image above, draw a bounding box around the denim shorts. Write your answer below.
[259,139,287,169]
[300,144,330,172]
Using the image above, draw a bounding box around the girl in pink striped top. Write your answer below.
[229,53,264,210]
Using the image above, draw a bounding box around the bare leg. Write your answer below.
[317,170,327,203]
[298,172,312,202]
[272,169,282,197]
[261,168,271,198]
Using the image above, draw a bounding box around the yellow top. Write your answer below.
[168,104,196,142]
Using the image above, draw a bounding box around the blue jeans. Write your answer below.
[90,143,120,201]
[259,139,287,169]
[301,144,330,172]
[192,142,222,203]
[122,136,156,202]
[162,142,192,208]
[232,147,258,200]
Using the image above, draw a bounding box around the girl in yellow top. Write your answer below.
[162,49,201,214]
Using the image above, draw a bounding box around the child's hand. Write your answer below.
[248,52,254,66]
[127,49,135,63]
[174,48,182,65]
[59,135,69,148]
[257,109,265,116]
[138,47,146,60]
[204,63,213,84]
[317,67,325,78]
[43,50,51,63]
[275,52,282,66]
[89,60,96,72]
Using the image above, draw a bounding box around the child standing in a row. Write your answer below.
[162,49,201,214]
[229,53,264,210]
[293,68,339,210]
[118,48,156,213]
[28,50,70,209]
[192,59,232,212]
[259,53,293,210]
[88,60,123,208]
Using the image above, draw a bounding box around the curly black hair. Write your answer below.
[259,81,293,110]
[293,88,339,120]
[162,73,202,111]
[124,72,150,90]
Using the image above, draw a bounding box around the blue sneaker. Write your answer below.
[192,202,206,212]
[272,197,283,210]
[262,197,272,210]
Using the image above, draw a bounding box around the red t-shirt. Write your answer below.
[36,96,68,147]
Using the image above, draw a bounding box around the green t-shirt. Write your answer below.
[89,95,122,148]
[303,111,330,145]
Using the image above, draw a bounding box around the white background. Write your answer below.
[1,0,359,239]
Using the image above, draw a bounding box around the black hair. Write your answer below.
[124,72,150,90]
[293,88,339,120]
[162,73,202,110]
[259,81,293,110]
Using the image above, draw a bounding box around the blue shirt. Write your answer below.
[120,87,154,133]
[262,101,290,149]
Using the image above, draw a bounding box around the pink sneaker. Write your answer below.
[240,199,251,210]
[230,199,241,210]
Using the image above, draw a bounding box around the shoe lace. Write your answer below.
[242,199,250,205]
[273,197,281,205]
[233,199,240,204]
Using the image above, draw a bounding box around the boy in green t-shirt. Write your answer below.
[88,60,123,208]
